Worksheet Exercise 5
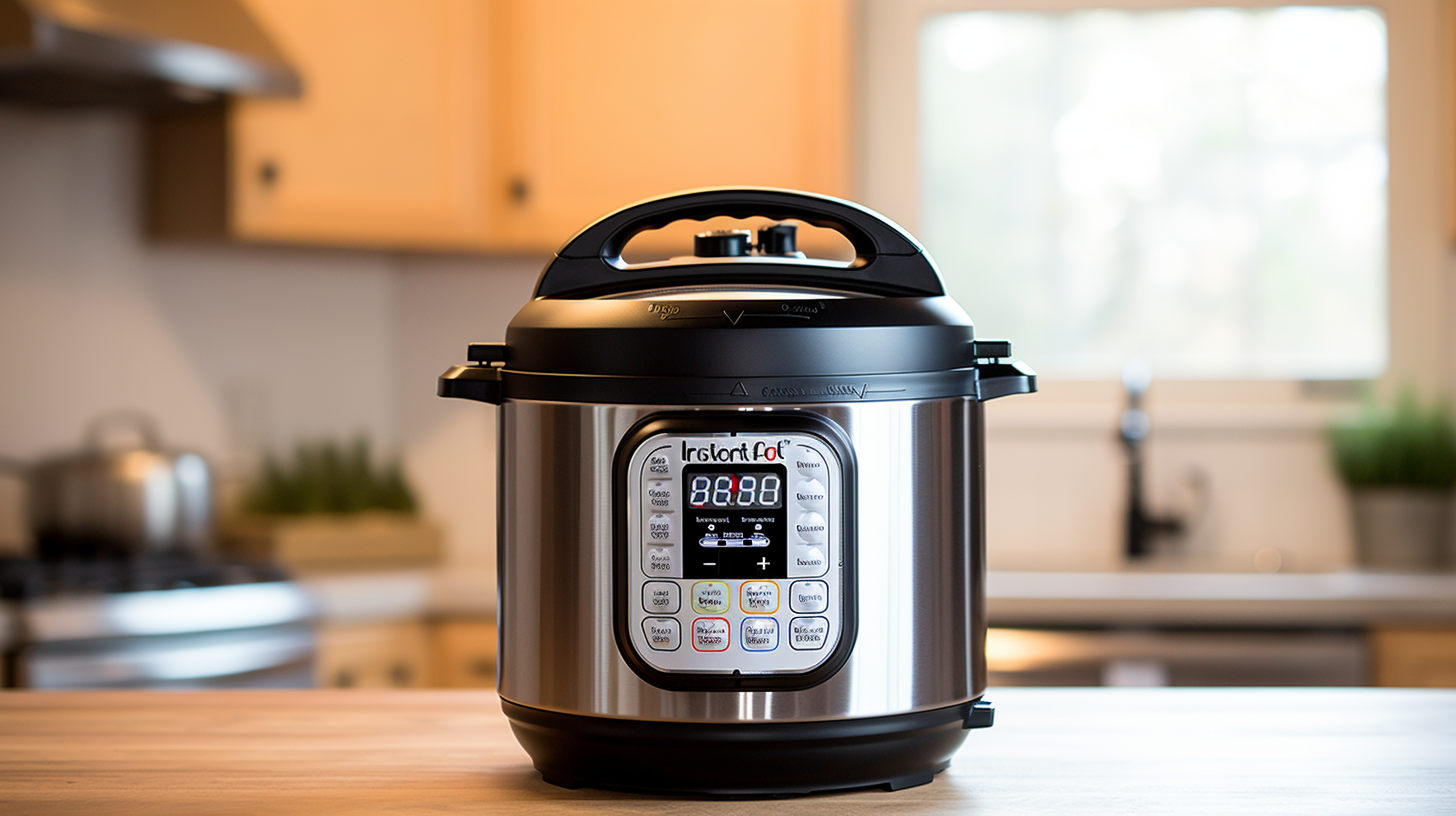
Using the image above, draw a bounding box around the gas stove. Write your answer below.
[0,554,316,689]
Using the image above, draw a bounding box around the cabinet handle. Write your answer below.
[259,160,280,187]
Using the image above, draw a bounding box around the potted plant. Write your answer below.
[223,438,441,571]
[1328,390,1456,571]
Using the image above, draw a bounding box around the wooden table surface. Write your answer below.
[3,688,1454,815]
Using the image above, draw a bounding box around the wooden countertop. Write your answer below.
[3,688,1454,814]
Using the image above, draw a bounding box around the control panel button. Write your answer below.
[691,581,729,614]
[645,479,674,512]
[646,450,672,476]
[644,547,676,576]
[794,512,827,544]
[791,546,826,575]
[793,454,827,481]
[741,618,779,651]
[692,617,730,651]
[643,617,681,651]
[645,512,677,545]
[795,478,827,511]
[790,580,828,613]
[643,581,681,614]
[740,581,779,614]
[790,616,829,650]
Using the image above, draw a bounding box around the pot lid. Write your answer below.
[441,188,1036,405]
[508,188,981,379]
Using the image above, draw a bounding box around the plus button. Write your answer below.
[756,557,770,570]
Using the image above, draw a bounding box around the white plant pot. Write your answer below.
[1349,488,1452,572]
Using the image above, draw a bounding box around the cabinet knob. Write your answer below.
[390,662,413,687]
[509,177,529,205]
[334,669,356,688]
[259,160,280,187]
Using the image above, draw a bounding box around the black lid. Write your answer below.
[443,188,1036,405]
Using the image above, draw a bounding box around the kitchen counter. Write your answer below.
[2,688,1453,814]
[301,568,1456,628]
[989,570,1456,627]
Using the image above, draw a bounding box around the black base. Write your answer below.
[502,698,993,797]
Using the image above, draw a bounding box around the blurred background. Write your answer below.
[1,0,1454,690]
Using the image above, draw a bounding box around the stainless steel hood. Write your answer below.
[0,0,300,107]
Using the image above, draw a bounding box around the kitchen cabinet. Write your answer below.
[1370,625,1456,687]
[147,0,495,250]
[428,618,497,688]
[486,0,851,251]
[316,620,431,688]
[147,0,850,252]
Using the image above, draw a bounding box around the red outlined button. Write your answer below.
[692,617,730,651]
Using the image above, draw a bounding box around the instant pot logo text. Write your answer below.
[762,383,866,399]
[681,440,787,462]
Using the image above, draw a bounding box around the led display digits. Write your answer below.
[688,472,782,509]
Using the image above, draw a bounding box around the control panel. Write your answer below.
[619,421,849,680]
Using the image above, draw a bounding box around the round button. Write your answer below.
[792,546,826,574]
[646,480,674,512]
[645,547,676,575]
[646,451,671,476]
[645,512,676,544]
[794,455,827,480]
[795,512,827,544]
[795,478,827,511]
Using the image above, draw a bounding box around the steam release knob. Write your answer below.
[757,223,798,255]
[694,229,752,257]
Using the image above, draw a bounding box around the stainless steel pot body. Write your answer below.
[497,396,986,723]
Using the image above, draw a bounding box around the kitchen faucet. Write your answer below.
[1119,360,1184,559]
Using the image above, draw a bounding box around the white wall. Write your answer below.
[0,107,539,580]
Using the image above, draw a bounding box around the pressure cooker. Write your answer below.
[439,188,1035,795]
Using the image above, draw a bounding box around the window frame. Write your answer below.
[857,0,1449,429]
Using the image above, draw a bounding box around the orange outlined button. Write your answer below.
[740,581,779,614]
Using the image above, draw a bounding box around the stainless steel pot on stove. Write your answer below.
[2,412,213,559]
[438,188,1036,795]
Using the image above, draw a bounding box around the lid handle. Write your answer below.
[536,187,947,299]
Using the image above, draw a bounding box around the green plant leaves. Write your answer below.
[1328,389,1456,488]
[243,437,419,515]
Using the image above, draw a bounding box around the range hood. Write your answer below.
[0,0,300,107]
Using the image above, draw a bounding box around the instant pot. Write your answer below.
[439,188,1035,795]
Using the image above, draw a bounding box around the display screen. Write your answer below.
[687,472,783,509]
[683,464,787,579]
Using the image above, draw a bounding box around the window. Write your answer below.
[917,7,1387,380]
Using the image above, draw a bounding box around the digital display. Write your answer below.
[683,464,787,579]
[687,472,783,509]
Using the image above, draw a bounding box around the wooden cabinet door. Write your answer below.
[489,0,850,251]
[316,621,432,688]
[231,0,495,249]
